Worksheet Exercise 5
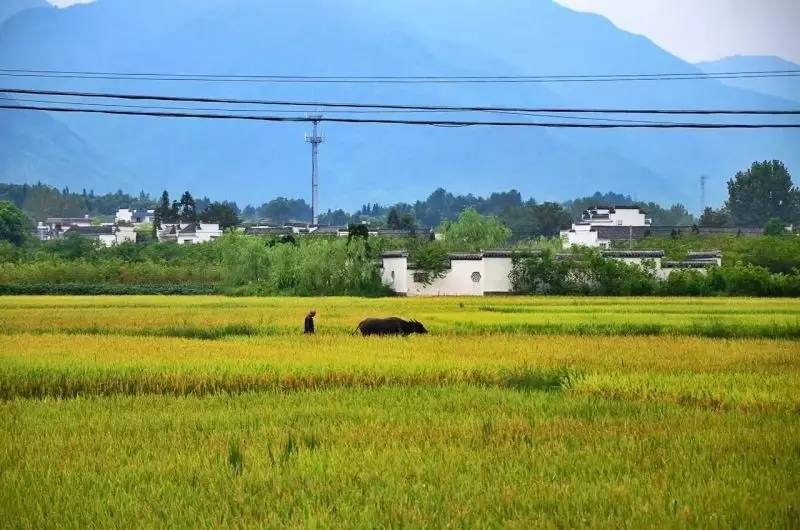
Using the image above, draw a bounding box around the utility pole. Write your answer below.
[700,175,707,214]
[305,115,324,225]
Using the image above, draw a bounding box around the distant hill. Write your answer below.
[0,103,132,193]
[0,0,797,212]
[0,0,49,26]
[695,55,800,104]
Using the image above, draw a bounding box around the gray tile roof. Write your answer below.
[64,225,115,236]
[602,250,665,258]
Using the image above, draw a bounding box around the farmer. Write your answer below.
[304,309,316,334]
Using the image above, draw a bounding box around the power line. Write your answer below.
[0,96,687,124]
[1,67,799,84]
[3,88,799,115]
[2,104,798,128]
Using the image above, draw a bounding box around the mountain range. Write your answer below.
[0,0,798,212]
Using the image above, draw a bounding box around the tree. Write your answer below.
[726,160,798,226]
[0,201,32,246]
[386,207,401,229]
[178,191,197,223]
[200,202,241,230]
[438,208,511,251]
[347,223,369,242]
[698,207,731,228]
[763,217,786,236]
[155,191,172,225]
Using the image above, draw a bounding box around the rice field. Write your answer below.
[1,296,798,528]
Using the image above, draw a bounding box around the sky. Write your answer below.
[555,0,800,64]
[46,0,800,64]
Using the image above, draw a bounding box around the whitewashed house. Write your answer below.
[561,206,652,248]
[116,208,155,225]
[38,216,93,240]
[158,223,222,244]
[62,225,136,247]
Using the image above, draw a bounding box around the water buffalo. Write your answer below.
[355,317,428,336]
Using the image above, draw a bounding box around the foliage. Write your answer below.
[218,233,386,296]
[631,233,800,274]
[200,201,241,229]
[501,201,572,240]
[763,217,785,236]
[408,240,449,285]
[725,160,799,226]
[438,208,510,251]
[510,248,658,295]
[0,201,32,246]
[0,182,155,221]
[698,207,731,227]
[255,197,311,224]
[177,191,198,223]
[386,207,415,230]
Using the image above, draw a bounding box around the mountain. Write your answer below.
[0,0,49,26]
[0,101,132,192]
[696,55,800,104]
[0,0,797,212]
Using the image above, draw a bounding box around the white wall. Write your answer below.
[116,226,137,244]
[115,209,132,223]
[610,208,648,226]
[482,257,513,293]
[408,260,484,296]
[381,256,408,294]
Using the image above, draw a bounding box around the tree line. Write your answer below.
[1,160,798,242]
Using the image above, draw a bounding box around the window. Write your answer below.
[390,271,395,280]
[413,272,427,283]
[471,272,481,283]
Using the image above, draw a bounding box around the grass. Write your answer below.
[0,295,798,528]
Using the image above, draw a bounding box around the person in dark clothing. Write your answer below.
[304,309,316,334]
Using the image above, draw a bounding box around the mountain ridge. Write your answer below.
[0,0,797,212]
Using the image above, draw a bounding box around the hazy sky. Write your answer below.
[555,0,800,63]
[47,0,800,64]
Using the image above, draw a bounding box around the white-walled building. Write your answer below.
[561,206,652,248]
[38,216,93,240]
[116,208,155,225]
[381,250,516,296]
[62,225,136,247]
[158,223,222,244]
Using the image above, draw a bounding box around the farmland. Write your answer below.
[1,296,799,528]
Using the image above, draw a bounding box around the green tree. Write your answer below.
[386,208,401,229]
[763,217,785,236]
[726,160,798,226]
[698,207,731,228]
[438,208,511,251]
[178,191,197,223]
[0,201,32,246]
[155,191,172,225]
[200,202,241,229]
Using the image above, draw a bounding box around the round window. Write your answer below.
[471,271,481,283]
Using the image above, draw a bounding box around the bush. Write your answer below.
[218,233,388,296]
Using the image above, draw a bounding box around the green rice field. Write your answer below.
[0,296,798,528]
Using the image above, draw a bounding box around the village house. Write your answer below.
[560,205,652,248]
[37,216,93,240]
[157,223,222,244]
[62,224,137,247]
[115,208,155,225]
